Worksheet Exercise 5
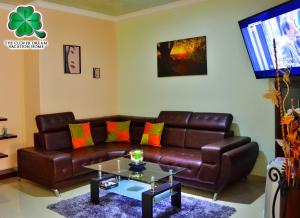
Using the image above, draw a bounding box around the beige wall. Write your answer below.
[0,7,117,170]
[39,8,117,119]
[24,51,40,146]
[117,0,287,176]
[0,9,25,170]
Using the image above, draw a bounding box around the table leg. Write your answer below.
[91,178,100,204]
[142,192,153,218]
[90,174,115,204]
[171,183,181,208]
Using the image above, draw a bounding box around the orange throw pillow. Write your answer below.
[140,122,164,147]
[69,122,94,149]
[106,120,131,142]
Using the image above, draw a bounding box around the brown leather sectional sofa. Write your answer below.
[17,111,258,200]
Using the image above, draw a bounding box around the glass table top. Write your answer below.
[84,157,185,184]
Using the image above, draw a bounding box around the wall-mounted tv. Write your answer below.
[239,0,300,79]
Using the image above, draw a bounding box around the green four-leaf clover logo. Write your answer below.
[8,5,47,39]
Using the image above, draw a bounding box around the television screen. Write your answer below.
[239,1,300,78]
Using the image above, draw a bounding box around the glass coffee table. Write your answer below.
[84,157,185,218]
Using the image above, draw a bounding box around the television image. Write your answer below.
[239,0,300,78]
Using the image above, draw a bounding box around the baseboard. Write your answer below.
[0,168,17,180]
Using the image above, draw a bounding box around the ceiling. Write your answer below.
[0,0,183,16]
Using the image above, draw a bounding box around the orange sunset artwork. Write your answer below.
[157,36,207,77]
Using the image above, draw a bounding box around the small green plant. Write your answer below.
[132,150,142,160]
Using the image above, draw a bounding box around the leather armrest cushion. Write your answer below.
[201,136,251,163]
[17,147,73,183]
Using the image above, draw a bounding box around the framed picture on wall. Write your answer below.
[157,36,207,77]
[93,67,100,79]
[63,45,81,74]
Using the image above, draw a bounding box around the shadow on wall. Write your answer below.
[231,122,268,176]
[253,150,268,176]
[230,123,240,136]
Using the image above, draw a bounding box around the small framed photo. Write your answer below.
[63,45,81,74]
[93,67,100,79]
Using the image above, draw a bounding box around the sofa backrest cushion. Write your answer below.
[42,131,72,150]
[157,111,233,149]
[184,129,228,149]
[161,127,186,147]
[35,112,75,150]
[187,112,233,131]
[157,111,192,127]
[36,112,75,133]
[91,126,107,144]
[184,113,233,149]
[158,111,192,148]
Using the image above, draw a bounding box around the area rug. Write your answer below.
[47,190,236,218]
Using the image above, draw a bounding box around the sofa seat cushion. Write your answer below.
[159,147,202,180]
[138,145,164,162]
[98,142,138,158]
[64,146,108,176]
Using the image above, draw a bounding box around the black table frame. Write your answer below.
[90,174,181,218]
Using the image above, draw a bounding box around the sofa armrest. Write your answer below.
[201,136,251,163]
[17,147,73,188]
[216,142,259,192]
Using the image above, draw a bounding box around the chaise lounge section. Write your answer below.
[17,111,258,200]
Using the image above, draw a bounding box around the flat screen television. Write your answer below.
[239,0,300,78]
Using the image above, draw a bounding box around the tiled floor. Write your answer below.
[0,176,265,218]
